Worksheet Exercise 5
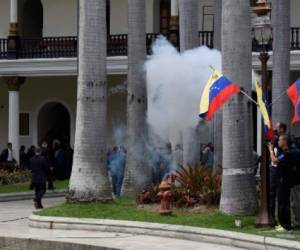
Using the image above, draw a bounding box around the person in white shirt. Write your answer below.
[0,143,14,162]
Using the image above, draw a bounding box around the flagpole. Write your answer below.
[271,90,286,106]
[209,65,215,71]
[240,90,258,106]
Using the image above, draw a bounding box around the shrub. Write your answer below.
[0,169,32,185]
[175,164,221,206]
[137,165,222,207]
[136,184,160,204]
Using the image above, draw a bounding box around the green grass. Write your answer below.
[38,198,255,232]
[0,180,69,194]
[36,198,300,242]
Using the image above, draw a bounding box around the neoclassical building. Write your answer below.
[0,0,300,162]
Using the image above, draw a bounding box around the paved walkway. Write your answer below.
[0,197,246,250]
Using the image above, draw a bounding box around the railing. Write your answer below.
[0,39,7,59]
[252,27,300,52]
[146,33,160,54]
[107,33,160,56]
[0,28,299,59]
[107,34,128,56]
[199,31,214,48]
[18,36,77,58]
[291,27,300,50]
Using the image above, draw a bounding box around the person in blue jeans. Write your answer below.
[107,146,126,197]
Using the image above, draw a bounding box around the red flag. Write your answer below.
[287,79,300,125]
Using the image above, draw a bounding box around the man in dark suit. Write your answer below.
[0,143,13,162]
[30,147,48,209]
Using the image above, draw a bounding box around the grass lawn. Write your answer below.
[36,198,300,242]
[0,180,69,194]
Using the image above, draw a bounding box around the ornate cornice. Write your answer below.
[3,77,25,91]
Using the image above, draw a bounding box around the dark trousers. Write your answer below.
[33,182,46,207]
[277,179,292,230]
[47,168,54,190]
[268,166,278,225]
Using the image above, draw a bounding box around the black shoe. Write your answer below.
[34,201,38,209]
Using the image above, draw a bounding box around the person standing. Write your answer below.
[108,146,125,197]
[20,145,28,169]
[30,147,48,209]
[41,142,54,190]
[0,143,14,163]
[53,142,66,180]
[268,122,288,226]
[269,134,294,232]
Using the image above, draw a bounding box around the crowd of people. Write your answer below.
[0,140,73,209]
[150,142,215,185]
[0,140,73,181]
[106,142,215,197]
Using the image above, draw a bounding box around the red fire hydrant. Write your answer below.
[157,181,173,215]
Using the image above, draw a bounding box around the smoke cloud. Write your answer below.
[145,37,222,145]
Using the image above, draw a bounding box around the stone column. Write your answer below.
[4,77,25,164]
[169,0,179,47]
[8,0,19,59]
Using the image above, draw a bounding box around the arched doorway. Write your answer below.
[22,0,43,38]
[37,102,70,147]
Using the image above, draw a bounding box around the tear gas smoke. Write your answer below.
[145,37,222,145]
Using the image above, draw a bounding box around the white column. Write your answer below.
[4,77,24,164]
[8,90,20,163]
[10,0,18,23]
[171,0,179,16]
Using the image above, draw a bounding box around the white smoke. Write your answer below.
[145,37,222,145]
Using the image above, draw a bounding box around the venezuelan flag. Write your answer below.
[287,78,300,124]
[255,81,274,141]
[199,70,240,121]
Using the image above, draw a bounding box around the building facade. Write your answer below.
[0,0,300,162]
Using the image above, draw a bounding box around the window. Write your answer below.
[19,113,30,136]
[202,6,214,31]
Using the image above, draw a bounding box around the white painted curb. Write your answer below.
[29,215,300,250]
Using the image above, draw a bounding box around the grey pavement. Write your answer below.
[0,197,246,250]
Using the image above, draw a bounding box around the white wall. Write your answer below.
[0,75,127,151]
[110,0,155,34]
[1,0,300,39]
[41,0,77,37]
[199,0,214,31]
[0,0,10,38]
[291,0,300,27]
[20,76,77,147]
[110,0,127,34]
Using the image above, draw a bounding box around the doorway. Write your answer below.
[22,0,43,38]
[37,102,70,147]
